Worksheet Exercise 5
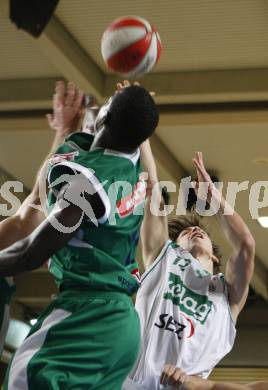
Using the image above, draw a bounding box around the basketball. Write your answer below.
[101,16,162,78]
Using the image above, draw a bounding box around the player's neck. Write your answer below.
[191,249,214,274]
[91,128,137,154]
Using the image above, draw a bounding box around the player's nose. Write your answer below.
[192,226,200,233]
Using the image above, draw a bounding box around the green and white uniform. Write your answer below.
[6,133,144,390]
[123,240,236,390]
[0,277,15,354]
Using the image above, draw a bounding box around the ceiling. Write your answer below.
[56,0,268,72]
[0,0,268,366]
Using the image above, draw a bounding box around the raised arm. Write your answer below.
[192,152,255,322]
[140,140,169,270]
[0,81,84,251]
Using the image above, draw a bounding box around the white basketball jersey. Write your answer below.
[123,240,236,390]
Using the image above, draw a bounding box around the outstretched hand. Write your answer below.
[46,81,84,137]
[192,151,220,206]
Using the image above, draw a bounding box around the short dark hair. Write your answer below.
[106,85,159,150]
[168,213,222,274]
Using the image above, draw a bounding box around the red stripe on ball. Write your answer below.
[105,17,148,34]
[107,32,152,73]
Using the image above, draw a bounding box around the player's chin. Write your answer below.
[190,237,204,246]
[190,240,208,252]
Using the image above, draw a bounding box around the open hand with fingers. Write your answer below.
[46,81,84,136]
[192,151,221,208]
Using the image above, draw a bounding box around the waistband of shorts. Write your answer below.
[56,288,133,306]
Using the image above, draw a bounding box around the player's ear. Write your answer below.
[211,254,220,264]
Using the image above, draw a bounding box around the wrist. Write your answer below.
[57,127,76,137]
[208,186,224,213]
[219,200,234,216]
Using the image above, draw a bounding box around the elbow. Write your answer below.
[0,237,32,276]
[240,234,255,271]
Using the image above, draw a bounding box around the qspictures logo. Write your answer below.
[164,272,212,324]
[2,171,268,230]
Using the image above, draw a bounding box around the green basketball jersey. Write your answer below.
[47,132,145,295]
[0,277,15,354]
[0,277,15,306]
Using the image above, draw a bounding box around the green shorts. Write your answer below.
[5,290,140,390]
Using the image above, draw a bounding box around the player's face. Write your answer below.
[176,226,213,259]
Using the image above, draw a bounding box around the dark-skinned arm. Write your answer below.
[0,181,105,276]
